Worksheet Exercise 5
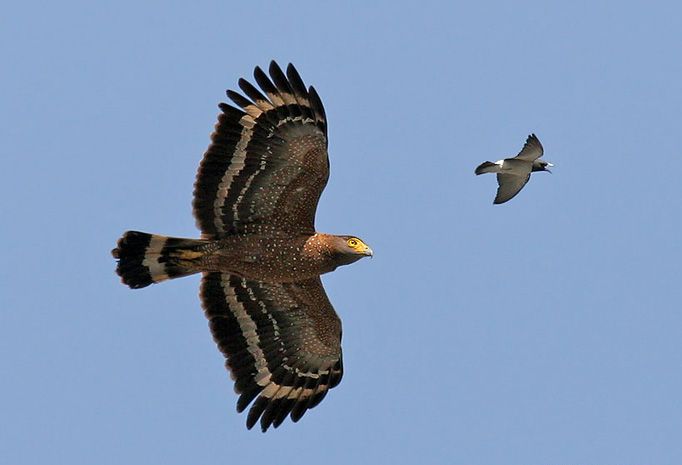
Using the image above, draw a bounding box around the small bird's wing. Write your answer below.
[201,273,343,432]
[494,173,531,204]
[514,134,544,161]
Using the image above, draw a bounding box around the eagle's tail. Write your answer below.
[475,161,500,175]
[112,231,208,289]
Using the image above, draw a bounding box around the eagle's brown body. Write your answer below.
[114,232,364,286]
[203,233,364,281]
[112,62,371,432]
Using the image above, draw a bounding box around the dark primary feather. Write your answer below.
[285,64,314,120]
[268,61,297,105]
[237,78,270,108]
[307,86,327,137]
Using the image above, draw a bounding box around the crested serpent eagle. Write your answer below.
[112,62,372,432]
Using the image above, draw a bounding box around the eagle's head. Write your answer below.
[332,235,373,266]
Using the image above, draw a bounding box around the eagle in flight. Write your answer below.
[112,62,372,432]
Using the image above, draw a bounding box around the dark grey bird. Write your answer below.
[475,134,552,204]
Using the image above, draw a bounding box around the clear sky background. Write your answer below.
[2,1,682,464]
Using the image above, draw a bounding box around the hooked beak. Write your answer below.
[363,245,374,258]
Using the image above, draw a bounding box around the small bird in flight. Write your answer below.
[474,134,553,204]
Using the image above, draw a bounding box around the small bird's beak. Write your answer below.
[546,162,554,174]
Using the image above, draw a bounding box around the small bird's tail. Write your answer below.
[475,161,500,175]
[112,231,208,289]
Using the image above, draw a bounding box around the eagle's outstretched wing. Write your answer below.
[193,61,329,238]
[200,273,343,432]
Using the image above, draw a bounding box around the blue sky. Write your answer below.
[3,1,682,464]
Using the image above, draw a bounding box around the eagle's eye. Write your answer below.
[347,238,358,248]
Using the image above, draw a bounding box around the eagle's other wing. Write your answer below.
[193,61,329,238]
[201,273,343,432]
